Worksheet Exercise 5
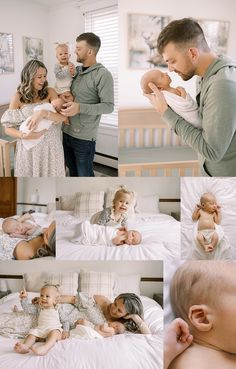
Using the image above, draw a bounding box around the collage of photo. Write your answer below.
[0,0,236,368]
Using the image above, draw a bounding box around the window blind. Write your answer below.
[84,5,118,126]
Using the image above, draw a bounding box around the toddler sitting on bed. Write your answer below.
[72,220,142,246]
[91,186,134,228]
[2,213,43,239]
[192,192,221,253]
[140,69,200,128]
[70,318,125,339]
[14,284,69,356]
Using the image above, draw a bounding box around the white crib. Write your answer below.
[119,108,199,177]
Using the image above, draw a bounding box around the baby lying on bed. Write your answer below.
[70,318,125,339]
[2,213,43,239]
[192,192,221,253]
[71,220,142,246]
[140,69,200,128]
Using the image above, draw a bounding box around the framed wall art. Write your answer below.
[197,19,230,55]
[23,36,44,64]
[128,13,171,69]
[0,32,14,74]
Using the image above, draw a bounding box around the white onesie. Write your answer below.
[29,308,62,338]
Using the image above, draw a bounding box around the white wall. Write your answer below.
[119,0,236,109]
[56,177,180,213]
[0,260,163,297]
[0,0,49,104]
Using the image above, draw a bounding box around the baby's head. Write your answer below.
[39,284,60,309]
[170,261,236,354]
[108,321,126,335]
[2,218,25,235]
[200,192,217,213]
[140,69,172,94]
[113,187,134,214]
[55,43,70,64]
[125,230,142,245]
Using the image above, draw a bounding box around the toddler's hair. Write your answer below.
[170,261,235,324]
[54,42,69,50]
[112,185,134,207]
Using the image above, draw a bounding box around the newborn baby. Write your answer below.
[2,213,43,239]
[141,69,200,127]
[71,221,142,246]
[70,318,125,339]
[192,192,221,253]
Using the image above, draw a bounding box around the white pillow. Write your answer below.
[79,269,115,300]
[58,195,76,210]
[114,274,141,297]
[135,194,160,213]
[73,191,105,218]
[105,188,137,216]
[24,272,79,295]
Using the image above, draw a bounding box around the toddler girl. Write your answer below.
[14,284,67,356]
[54,43,75,101]
[91,186,134,227]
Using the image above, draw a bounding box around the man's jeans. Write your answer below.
[63,133,96,177]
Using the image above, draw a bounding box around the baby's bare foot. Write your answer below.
[14,342,30,354]
[31,344,50,356]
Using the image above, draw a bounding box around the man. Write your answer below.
[61,32,114,176]
[145,18,236,176]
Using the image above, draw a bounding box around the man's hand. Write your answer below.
[61,102,80,117]
[143,82,168,114]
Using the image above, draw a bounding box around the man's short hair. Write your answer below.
[76,32,101,54]
[157,18,209,54]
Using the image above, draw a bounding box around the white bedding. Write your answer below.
[181,177,236,259]
[56,210,180,260]
[0,292,163,369]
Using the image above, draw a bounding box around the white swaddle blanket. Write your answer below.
[70,324,103,340]
[71,221,117,246]
[192,221,232,260]
[163,90,201,128]
[19,103,56,150]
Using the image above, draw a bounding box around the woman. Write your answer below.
[59,292,151,334]
[0,221,55,260]
[1,60,67,177]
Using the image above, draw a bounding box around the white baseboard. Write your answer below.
[94,153,118,169]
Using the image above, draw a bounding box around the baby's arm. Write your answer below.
[112,230,126,246]
[124,314,151,334]
[18,213,33,222]
[20,289,39,315]
[97,208,110,226]
[213,205,222,224]
[58,307,70,339]
[175,87,187,98]
[25,224,37,236]
[164,318,193,369]
[192,205,201,221]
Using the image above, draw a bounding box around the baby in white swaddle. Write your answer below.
[19,101,63,150]
[2,213,43,239]
[71,220,142,246]
[70,318,125,340]
[140,69,201,127]
[192,192,221,253]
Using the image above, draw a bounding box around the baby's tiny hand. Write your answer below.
[61,330,70,340]
[19,288,27,299]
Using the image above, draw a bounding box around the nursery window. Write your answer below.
[84,5,118,127]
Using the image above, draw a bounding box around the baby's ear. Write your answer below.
[188,305,213,331]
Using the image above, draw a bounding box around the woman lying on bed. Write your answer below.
[0,222,55,260]
[33,292,151,335]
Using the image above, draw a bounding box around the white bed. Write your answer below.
[0,292,163,369]
[56,210,180,260]
[181,177,236,259]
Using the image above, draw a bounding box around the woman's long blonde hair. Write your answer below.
[17,59,48,103]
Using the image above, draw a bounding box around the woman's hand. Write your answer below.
[143,82,168,114]
[124,314,151,334]
[26,110,47,131]
[22,129,48,140]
